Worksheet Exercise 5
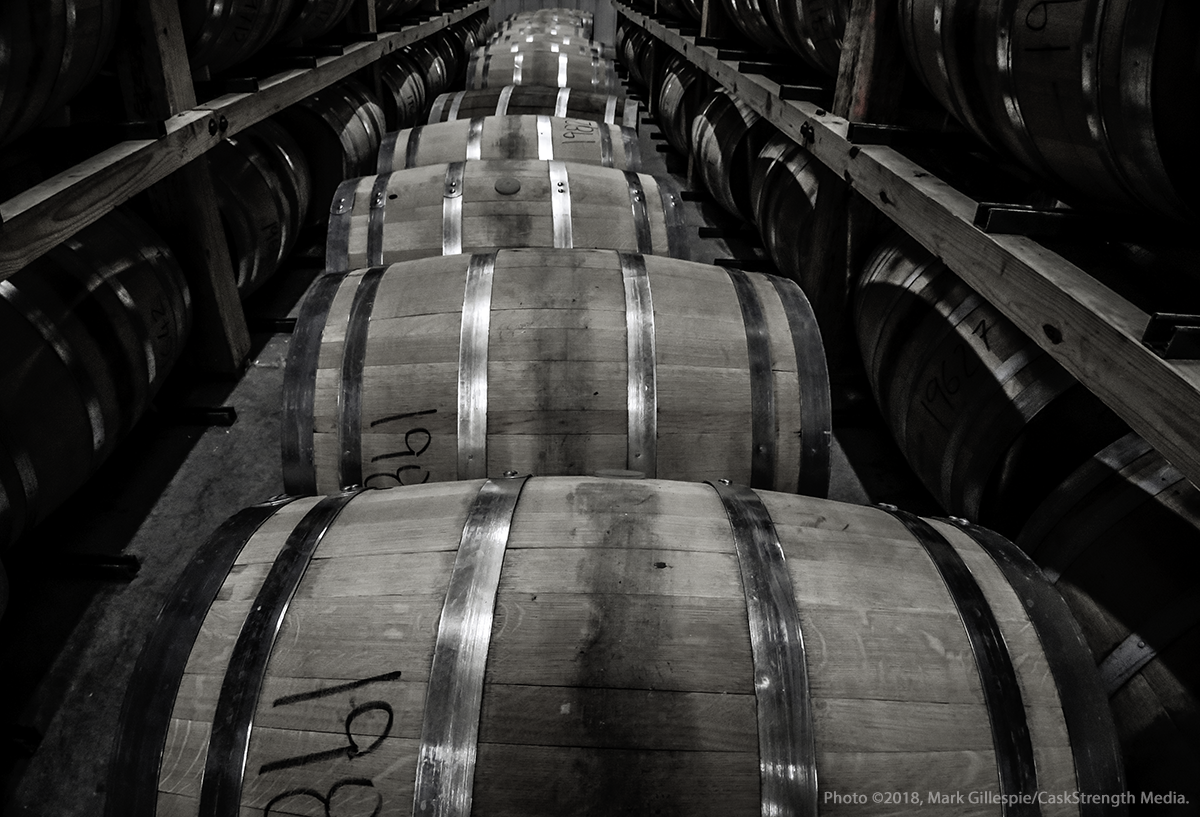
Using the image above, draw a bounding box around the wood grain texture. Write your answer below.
[139,478,1110,815]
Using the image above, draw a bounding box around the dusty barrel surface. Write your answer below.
[326,161,687,270]
[854,233,1128,530]
[0,209,192,548]
[276,78,387,226]
[898,0,1199,221]
[691,89,775,220]
[376,115,642,173]
[0,0,123,146]
[108,475,1124,816]
[1019,433,1200,809]
[427,86,640,129]
[281,249,831,496]
[209,120,313,298]
[465,48,619,92]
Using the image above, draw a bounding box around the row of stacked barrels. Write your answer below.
[100,10,1137,816]
[0,0,437,149]
[620,15,1199,811]
[649,0,1197,223]
[0,17,493,575]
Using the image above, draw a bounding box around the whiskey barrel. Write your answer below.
[281,249,831,495]
[714,0,789,51]
[489,31,612,56]
[376,115,642,173]
[275,78,386,227]
[465,48,619,93]
[484,40,610,60]
[898,0,1199,221]
[0,209,191,548]
[0,0,123,147]
[428,86,640,129]
[177,0,295,74]
[748,133,823,285]
[617,24,657,89]
[378,51,428,130]
[108,476,1124,817]
[209,120,313,298]
[326,161,687,270]
[274,0,357,47]
[655,55,711,156]
[375,0,422,22]
[855,232,1128,531]
[1018,433,1199,811]
[691,89,774,220]
[760,0,848,76]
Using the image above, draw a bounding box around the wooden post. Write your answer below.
[346,0,379,37]
[800,0,909,371]
[115,0,250,375]
[699,0,732,40]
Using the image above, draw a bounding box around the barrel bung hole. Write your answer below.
[1043,324,1063,344]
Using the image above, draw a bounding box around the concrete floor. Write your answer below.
[0,73,938,816]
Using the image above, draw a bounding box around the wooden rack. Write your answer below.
[617,1,1200,495]
[0,0,490,371]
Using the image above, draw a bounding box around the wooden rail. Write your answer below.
[617,4,1200,492]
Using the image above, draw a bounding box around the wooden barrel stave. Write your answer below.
[691,89,774,220]
[465,49,619,93]
[761,0,848,76]
[655,55,712,156]
[113,476,1123,815]
[1018,433,1200,808]
[428,87,640,130]
[0,209,191,547]
[284,249,830,496]
[489,31,611,56]
[379,51,428,131]
[178,0,297,74]
[748,133,823,288]
[377,115,641,172]
[326,161,687,270]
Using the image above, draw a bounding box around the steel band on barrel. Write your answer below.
[413,475,530,817]
[879,507,1041,810]
[536,115,554,160]
[282,272,348,495]
[620,253,657,477]
[443,162,466,256]
[603,94,617,124]
[430,91,452,123]
[768,277,831,497]
[325,179,358,273]
[404,125,424,168]
[512,53,523,84]
[466,117,485,160]
[367,174,391,266]
[623,97,638,128]
[338,267,388,488]
[549,161,573,248]
[106,496,295,817]
[558,53,569,87]
[480,53,491,87]
[199,491,360,817]
[378,130,401,174]
[458,254,496,479]
[447,90,466,121]
[655,175,687,258]
[724,268,777,490]
[555,86,571,117]
[623,171,653,254]
[708,480,818,817]
[599,124,614,167]
[496,85,514,116]
[944,517,1127,816]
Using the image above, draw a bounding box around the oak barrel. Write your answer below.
[898,0,1199,221]
[325,161,688,270]
[109,475,1125,816]
[854,233,1128,531]
[281,249,831,495]
[375,0,423,22]
[488,31,612,56]
[655,55,712,156]
[177,0,294,74]
[691,89,775,220]
[378,51,428,131]
[464,48,619,93]
[275,0,357,47]
[0,209,191,548]
[276,78,386,227]
[1019,433,1200,810]
[760,0,848,76]
[0,0,123,147]
[376,115,642,173]
[427,87,640,129]
[748,133,824,288]
[209,120,313,298]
